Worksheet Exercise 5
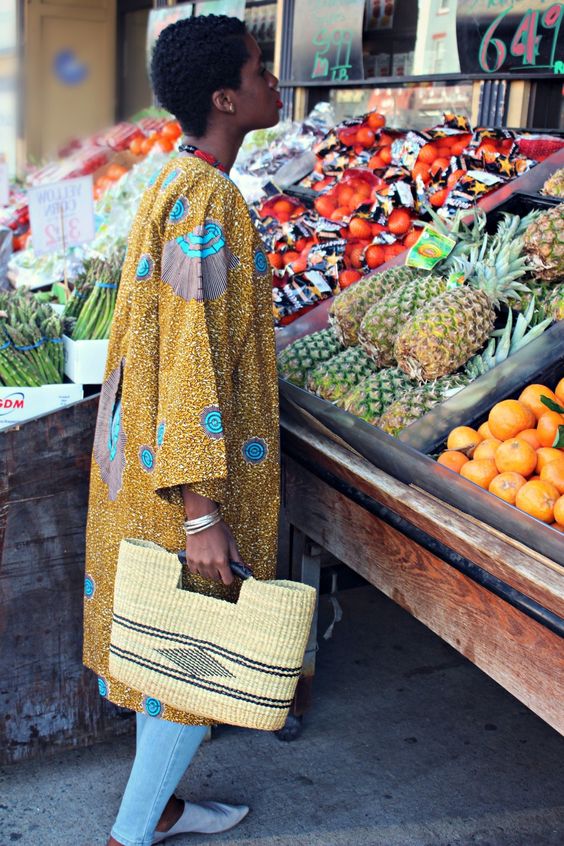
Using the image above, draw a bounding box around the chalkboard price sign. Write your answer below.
[291,0,365,83]
[457,0,564,76]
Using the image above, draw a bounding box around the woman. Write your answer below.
[82,15,282,846]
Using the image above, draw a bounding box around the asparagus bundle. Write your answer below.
[0,290,64,386]
[70,247,125,340]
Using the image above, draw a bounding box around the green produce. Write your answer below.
[342,367,417,425]
[69,247,125,340]
[306,346,377,404]
[358,274,448,367]
[276,327,343,387]
[522,203,564,282]
[329,265,416,347]
[0,290,64,386]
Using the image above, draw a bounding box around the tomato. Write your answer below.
[388,208,412,236]
[268,252,284,270]
[338,127,358,146]
[371,222,386,235]
[348,217,373,239]
[412,162,431,185]
[404,228,423,248]
[365,244,385,269]
[162,120,182,140]
[430,157,450,176]
[383,243,405,262]
[356,127,376,148]
[315,196,336,218]
[129,136,144,156]
[417,143,437,164]
[368,154,385,170]
[367,112,386,130]
[338,185,355,206]
[379,145,392,165]
[155,137,174,153]
[140,137,154,156]
[273,199,294,216]
[282,251,300,266]
[331,207,348,220]
[447,169,465,190]
[339,270,362,288]
[430,188,449,207]
[349,245,365,268]
[289,255,308,273]
[106,163,128,181]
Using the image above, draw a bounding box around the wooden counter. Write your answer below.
[281,413,564,736]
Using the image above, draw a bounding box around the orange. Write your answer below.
[536,411,564,448]
[338,270,362,288]
[536,447,564,473]
[447,426,483,456]
[356,127,376,147]
[412,163,431,185]
[488,472,527,505]
[267,251,283,270]
[388,209,412,235]
[459,459,498,489]
[365,245,385,269]
[404,228,423,248]
[515,480,559,523]
[517,428,541,450]
[518,384,559,420]
[554,495,564,526]
[437,450,469,472]
[529,475,541,481]
[488,399,535,441]
[474,437,502,461]
[494,438,537,476]
[430,189,448,208]
[314,196,336,218]
[550,521,564,532]
[540,459,564,494]
[418,143,438,164]
[555,378,564,405]
[379,146,392,165]
[478,421,494,439]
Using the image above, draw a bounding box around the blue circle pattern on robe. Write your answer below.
[254,247,269,275]
[169,196,190,223]
[84,575,95,598]
[93,358,127,501]
[200,405,224,440]
[242,437,268,464]
[161,219,239,303]
[143,696,163,718]
[139,445,155,471]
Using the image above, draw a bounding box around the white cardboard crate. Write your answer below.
[63,335,109,384]
[0,384,84,430]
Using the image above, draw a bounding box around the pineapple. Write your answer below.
[394,288,495,381]
[277,327,342,387]
[522,204,564,282]
[342,367,417,425]
[306,346,377,404]
[545,283,564,321]
[378,374,468,437]
[329,266,417,347]
[358,274,448,367]
[541,168,564,198]
[379,304,551,436]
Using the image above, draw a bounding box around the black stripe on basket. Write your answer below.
[109,644,293,709]
[112,613,301,678]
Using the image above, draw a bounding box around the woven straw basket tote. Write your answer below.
[109,539,317,731]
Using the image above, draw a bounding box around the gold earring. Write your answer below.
[229,104,235,113]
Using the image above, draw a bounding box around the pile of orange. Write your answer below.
[437,380,564,529]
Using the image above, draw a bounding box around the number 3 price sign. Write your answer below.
[27,175,95,257]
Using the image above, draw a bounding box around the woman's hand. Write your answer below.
[185,520,245,585]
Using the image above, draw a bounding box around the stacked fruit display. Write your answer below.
[278,199,564,436]
[436,381,564,530]
[263,111,561,325]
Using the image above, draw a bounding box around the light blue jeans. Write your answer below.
[110,713,208,846]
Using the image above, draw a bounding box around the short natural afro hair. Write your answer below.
[151,15,249,138]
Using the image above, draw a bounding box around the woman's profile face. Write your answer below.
[231,34,281,133]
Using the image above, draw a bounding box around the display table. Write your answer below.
[281,410,564,736]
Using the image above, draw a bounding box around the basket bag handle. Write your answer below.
[177,550,253,581]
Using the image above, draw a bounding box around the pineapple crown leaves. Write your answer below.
[464,298,552,378]
[450,237,532,305]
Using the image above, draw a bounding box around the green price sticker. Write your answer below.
[406,226,456,271]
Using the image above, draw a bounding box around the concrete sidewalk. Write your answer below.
[1,585,563,846]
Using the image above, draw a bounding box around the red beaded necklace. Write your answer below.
[178,143,228,174]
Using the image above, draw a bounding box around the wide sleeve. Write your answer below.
[152,174,253,504]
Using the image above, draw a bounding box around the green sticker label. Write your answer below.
[406,226,456,270]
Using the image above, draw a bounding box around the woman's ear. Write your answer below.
[212,89,235,115]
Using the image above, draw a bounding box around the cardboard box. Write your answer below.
[0,383,84,430]
[63,335,109,384]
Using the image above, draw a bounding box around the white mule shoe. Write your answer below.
[152,801,249,843]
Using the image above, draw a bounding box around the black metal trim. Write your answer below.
[280,71,562,87]
[283,437,564,639]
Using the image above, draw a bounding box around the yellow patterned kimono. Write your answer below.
[83,155,280,725]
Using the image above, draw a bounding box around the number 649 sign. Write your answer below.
[28,175,95,256]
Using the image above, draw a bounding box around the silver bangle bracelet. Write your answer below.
[183,510,221,535]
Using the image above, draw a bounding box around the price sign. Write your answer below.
[28,176,95,256]
[457,0,564,75]
[291,0,365,83]
[0,155,8,206]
